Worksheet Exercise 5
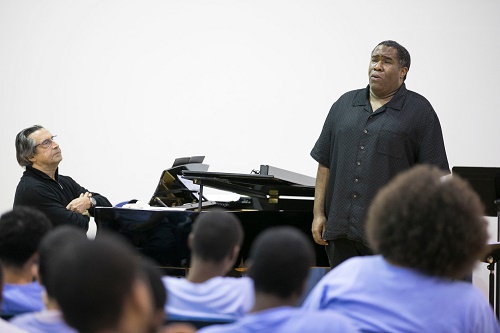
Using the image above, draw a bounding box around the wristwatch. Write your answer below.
[89,197,97,208]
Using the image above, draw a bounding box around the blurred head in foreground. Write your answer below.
[51,233,154,333]
[366,164,488,279]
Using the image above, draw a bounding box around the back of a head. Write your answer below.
[249,226,314,299]
[0,206,52,268]
[367,164,488,279]
[38,225,88,298]
[191,211,243,262]
[51,232,146,333]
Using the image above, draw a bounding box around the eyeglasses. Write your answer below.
[35,135,57,149]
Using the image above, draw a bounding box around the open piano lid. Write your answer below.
[182,165,315,199]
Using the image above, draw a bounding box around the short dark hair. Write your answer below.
[367,165,488,279]
[52,233,146,332]
[191,211,243,262]
[38,225,88,298]
[0,206,52,267]
[15,125,44,167]
[248,226,314,299]
[375,40,411,80]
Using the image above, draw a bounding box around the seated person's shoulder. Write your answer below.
[2,282,44,316]
[0,318,29,333]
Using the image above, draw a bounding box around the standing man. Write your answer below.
[311,40,449,268]
[14,125,112,230]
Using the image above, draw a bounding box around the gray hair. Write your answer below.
[16,125,44,167]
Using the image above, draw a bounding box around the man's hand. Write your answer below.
[312,215,328,245]
[66,192,92,214]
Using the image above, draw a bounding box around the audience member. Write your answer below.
[198,226,358,333]
[141,258,168,333]
[51,232,154,333]
[141,258,197,333]
[303,165,500,332]
[10,225,87,333]
[0,207,52,317]
[163,211,253,323]
[14,125,112,230]
[0,264,28,333]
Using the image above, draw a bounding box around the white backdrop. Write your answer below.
[1,0,499,294]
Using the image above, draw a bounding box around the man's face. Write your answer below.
[28,128,63,168]
[368,45,408,98]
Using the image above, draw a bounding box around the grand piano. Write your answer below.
[94,157,329,273]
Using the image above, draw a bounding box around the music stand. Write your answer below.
[482,243,500,307]
[452,167,500,317]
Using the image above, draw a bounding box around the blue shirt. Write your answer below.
[163,276,254,321]
[198,306,359,333]
[0,319,28,333]
[302,255,500,333]
[1,282,44,316]
[10,309,77,333]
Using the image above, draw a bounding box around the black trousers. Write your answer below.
[326,238,373,269]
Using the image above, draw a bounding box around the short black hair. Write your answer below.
[375,40,411,80]
[191,210,243,262]
[248,226,314,299]
[0,206,52,267]
[367,165,488,279]
[38,225,88,298]
[52,232,146,332]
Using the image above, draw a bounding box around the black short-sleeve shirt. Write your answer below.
[311,84,449,244]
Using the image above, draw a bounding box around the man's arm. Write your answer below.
[312,163,329,246]
[15,184,91,229]
[66,191,112,215]
[417,110,450,173]
[66,192,92,214]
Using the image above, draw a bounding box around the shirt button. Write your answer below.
[354,178,359,182]
[364,129,368,134]
[369,115,373,119]
[357,161,361,166]
[360,146,364,150]
[353,193,357,198]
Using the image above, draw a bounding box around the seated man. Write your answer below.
[198,226,358,333]
[141,258,197,333]
[0,264,29,333]
[14,125,112,230]
[163,210,254,322]
[303,165,500,333]
[10,225,87,333]
[50,233,154,333]
[0,207,52,318]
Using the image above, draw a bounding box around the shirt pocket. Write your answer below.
[376,129,406,159]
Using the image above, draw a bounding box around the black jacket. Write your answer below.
[14,166,112,230]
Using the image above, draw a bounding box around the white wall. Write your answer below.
[1,0,499,295]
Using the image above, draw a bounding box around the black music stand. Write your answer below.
[483,243,500,307]
[452,167,500,317]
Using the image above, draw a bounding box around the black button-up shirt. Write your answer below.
[311,84,449,244]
